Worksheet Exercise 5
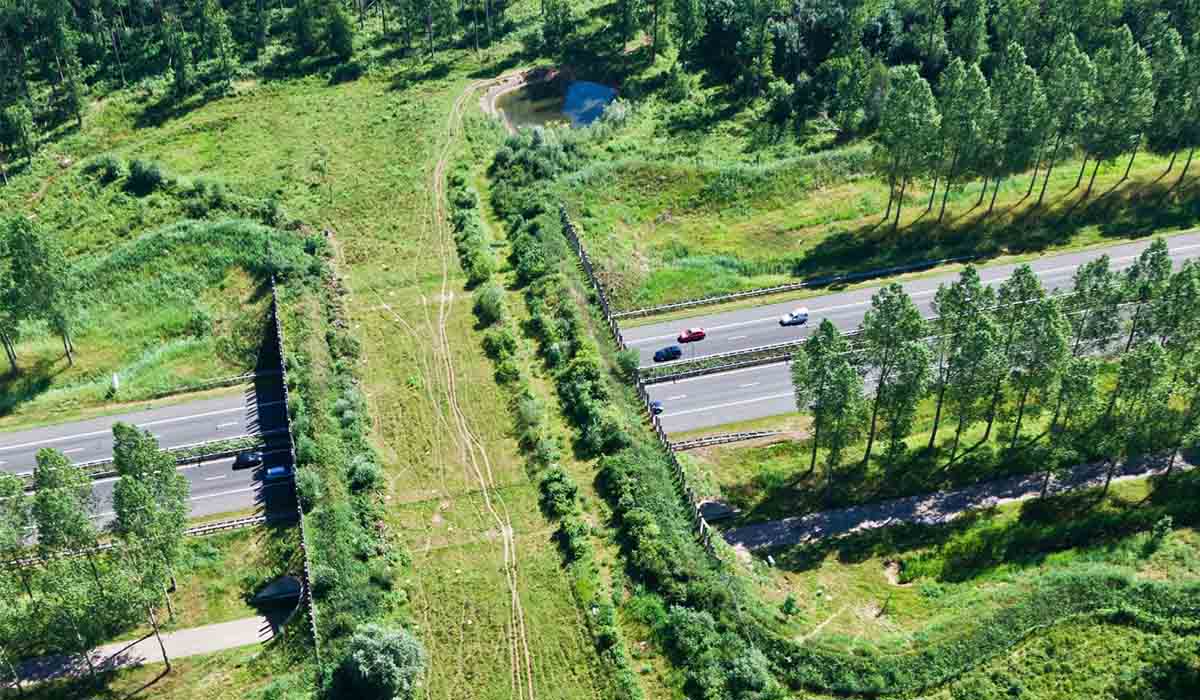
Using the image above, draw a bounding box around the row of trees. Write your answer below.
[0,0,515,166]
[0,216,78,371]
[0,425,190,686]
[792,238,1200,492]
[877,24,1200,229]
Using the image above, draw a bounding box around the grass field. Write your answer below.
[733,474,1200,686]
[553,93,1200,309]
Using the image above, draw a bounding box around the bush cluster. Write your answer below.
[491,138,785,700]
[447,171,497,287]
[277,246,407,685]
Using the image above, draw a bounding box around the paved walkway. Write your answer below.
[13,616,274,685]
[724,453,1191,552]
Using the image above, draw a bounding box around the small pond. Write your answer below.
[497,80,618,129]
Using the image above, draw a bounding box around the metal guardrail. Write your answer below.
[560,206,626,349]
[142,371,278,401]
[646,353,793,385]
[612,254,981,320]
[1,514,283,569]
[671,431,785,451]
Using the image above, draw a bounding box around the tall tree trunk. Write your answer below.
[893,175,909,231]
[987,177,1001,214]
[1163,150,1178,177]
[61,332,73,367]
[1,334,16,374]
[950,409,966,462]
[147,606,171,671]
[863,381,885,466]
[1101,458,1117,496]
[926,173,939,213]
[1124,303,1142,353]
[1122,138,1140,182]
[975,176,989,207]
[1038,135,1064,206]
[1074,154,1089,191]
[940,147,960,222]
[1174,147,1195,190]
[884,171,896,219]
[1010,384,1031,451]
[929,379,947,449]
[1040,466,1053,498]
[808,411,822,475]
[1085,159,1101,198]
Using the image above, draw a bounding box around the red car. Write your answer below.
[677,327,706,343]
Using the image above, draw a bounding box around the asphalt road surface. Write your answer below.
[648,361,796,434]
[0,378,286,476]
[625,231,1200,368]
[86,454,296,528]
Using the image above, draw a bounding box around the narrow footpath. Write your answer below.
[724,453,1193,552]
[13,616,274,686]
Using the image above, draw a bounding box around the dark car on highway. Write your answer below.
[233,450,263,470]
[654,345,683,362]
[650,401,664,415]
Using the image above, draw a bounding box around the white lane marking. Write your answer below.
[205,475,228,481]
[666,394,687,401]
[91,486,259,519]
[0,401,282,453]
[62,448,85,454]
[664,392,796,418]
[626,242,1200,346]
[729,335,748,340]
[217,422,239,429]
[739,382,761,388]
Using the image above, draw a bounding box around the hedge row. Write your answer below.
[277,239,407,686]
[490,131,789,700]
[447,170,497,287]
[449,164,643,700]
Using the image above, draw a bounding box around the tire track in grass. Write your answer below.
[430,76,538,700]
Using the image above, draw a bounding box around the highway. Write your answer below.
[0,378,286,476]
[625,231,1200,368]
[648,361,796,434]
[0,375,293,523]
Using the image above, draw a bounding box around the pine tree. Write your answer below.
[936,58,990,221]
[1038,33,1095,205]
[859,283,926,465]
[986,42,1048,213]
[1082,25,1155,195]
[929,266,994,450]
[1067,255,1122,355]
[876,64,940,230]
[1144,26,1190,178]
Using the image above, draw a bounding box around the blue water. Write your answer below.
[562,81,617,127]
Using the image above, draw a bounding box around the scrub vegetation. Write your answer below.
[5,0,1200,698]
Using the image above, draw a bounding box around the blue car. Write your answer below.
[650,401,664,415]
[654,346,683,362]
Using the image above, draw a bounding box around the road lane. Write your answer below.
[0,381,286,475]
[647,362,796,433]
[89,456,262,527]
[626,231,1200,367]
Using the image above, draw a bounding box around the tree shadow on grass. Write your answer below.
[791,177,1200,288]
[0,354,68,420]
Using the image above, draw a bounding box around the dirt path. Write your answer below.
[725,453,1193,553]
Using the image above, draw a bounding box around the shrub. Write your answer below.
[615,349,640,379]
[491,358,519,384]
[482,326,518,360]
[539,466,579,518]
[295,467,324,512]
[347,456,384,493]
[332,624,426,700]
[310,564,339,599]
[127,158,167,195]
[473,282,506,326]
[86,154,125,183]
